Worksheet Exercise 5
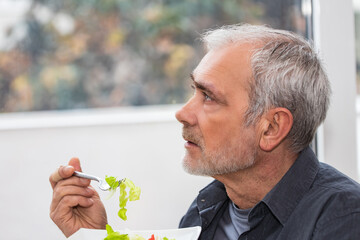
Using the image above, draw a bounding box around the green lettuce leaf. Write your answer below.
[129,186,141,201]
[104,224,129,240]
[105,176,119,190]
[104,176,148,239]
[105,175,120,200]
[118,208,127,221]
[104,176,141,221]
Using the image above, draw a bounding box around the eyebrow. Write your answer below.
[190,73,227,105]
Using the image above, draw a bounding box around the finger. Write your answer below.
[54,195,94,217]
[49,157,82,189]
[49,165,75,189]
[51,176,95,212]
[49,166,64,189]
[68,157,82,172]
[50,195,94,222]
[56,175,92,188]
[52,175,92,193]
[51,185,95,212]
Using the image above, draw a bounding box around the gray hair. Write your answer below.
[201,24,331,153]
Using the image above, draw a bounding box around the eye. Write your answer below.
[203,92,213,102]
[190,84,196,94]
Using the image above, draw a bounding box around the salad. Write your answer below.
[105,225,175,240]
[104,176,175,240]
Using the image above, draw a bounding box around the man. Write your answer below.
[50,24,360,239]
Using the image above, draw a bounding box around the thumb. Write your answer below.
[49,157,82,189]
[68,157,82,172]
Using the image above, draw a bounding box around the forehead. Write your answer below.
[193,43,255,93]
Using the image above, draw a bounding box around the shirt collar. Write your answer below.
[196,180,229,231]
[197,180,228,210]
[260,146,319,225]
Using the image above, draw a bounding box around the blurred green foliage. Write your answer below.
[0,0,306,112]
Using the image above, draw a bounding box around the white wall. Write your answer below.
[313,0,358,180]
[0,106,211,239]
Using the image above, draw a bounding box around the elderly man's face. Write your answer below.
[175,43,259,176]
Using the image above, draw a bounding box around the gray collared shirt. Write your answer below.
[179,147,360,239]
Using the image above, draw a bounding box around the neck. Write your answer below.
[214,148,298,209]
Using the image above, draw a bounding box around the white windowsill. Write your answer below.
[0,104,181,131]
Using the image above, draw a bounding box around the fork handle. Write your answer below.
[73,171,100,182]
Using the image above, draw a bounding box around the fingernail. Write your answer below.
[64,166,74,175]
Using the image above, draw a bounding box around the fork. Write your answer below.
[73,171,120,191]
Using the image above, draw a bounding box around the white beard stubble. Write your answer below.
[182,126,257,176]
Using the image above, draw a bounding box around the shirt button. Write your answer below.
[201,199,206,202]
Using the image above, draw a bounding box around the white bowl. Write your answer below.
[69,226,201,240]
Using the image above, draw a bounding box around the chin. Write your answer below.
[182,157,216,176]
[182,155,206,176]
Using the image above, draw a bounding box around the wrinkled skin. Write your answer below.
[49,158,107,237]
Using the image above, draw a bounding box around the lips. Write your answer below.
[182,133,199,146]
[182,128,202,148]
[185,139,198,146]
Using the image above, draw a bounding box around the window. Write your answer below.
[0,0,310,113]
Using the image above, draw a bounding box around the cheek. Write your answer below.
[198,112,224,133]
[199,117,241,148]
[215,123,257,150]
[197,105,252,147]
[239,127,258,150]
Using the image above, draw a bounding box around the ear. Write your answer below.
[259,108,293,152]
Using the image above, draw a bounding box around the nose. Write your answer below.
[175,98,197,126]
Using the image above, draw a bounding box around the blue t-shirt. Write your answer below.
[213,201,251,239]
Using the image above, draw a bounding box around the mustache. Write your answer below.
[182,127,203,148]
